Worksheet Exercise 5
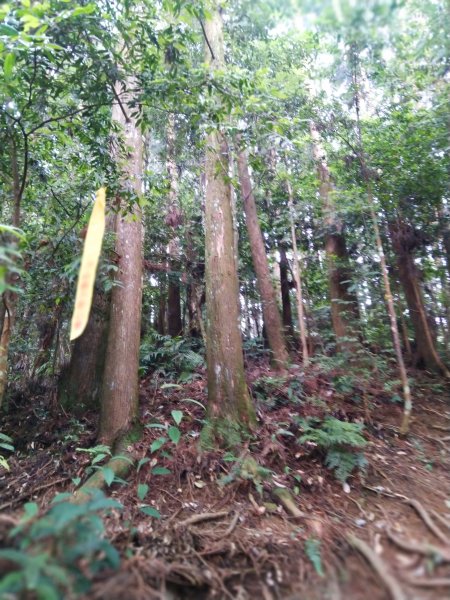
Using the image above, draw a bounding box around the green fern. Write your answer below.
[297,417,367,483]
[325,449,367,484]
[298,417,366,448]
[305,538,324,577]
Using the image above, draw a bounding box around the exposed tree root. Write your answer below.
[386,528,450,561]
[73,437,135,504]
[423,407,450,419]
[432,509,450,532]
[272,487,306,518]
[223,512,240,537]
[347,534,406,600]
[0,514,18,527]
[405,498,449,545]
[176,511,228,528]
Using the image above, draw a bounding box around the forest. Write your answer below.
[0,0,449,598]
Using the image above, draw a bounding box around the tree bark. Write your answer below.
[236,148,289,369]
[367,197,413,433]
[286,181,309,365]
[99,81,144,446]
[59,287,110,414]
[279,245,295,344]
[202,4,255,445]
[165,113,183,337]
[389,219,450,378]
[310,122,360,354]
[0,138,22,406]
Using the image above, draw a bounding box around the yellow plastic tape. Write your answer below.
[70,187,106,341]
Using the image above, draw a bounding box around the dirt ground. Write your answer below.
[1,361,449,599]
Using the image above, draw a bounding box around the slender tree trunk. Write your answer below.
[0,139,21,406]
[279,245,295,344]
[286,181,309,365]
[389,219,450,377]
[0,300,5,347]
[252,299,261,338]
[440,206,450,281]
[366,194,413,433]
[310,123,360,354]
[350,52,415,432]
[202,5,255,445]
[166,113,183,337]
[99,82,144,446]
[185,227,204,339]
[236,148,289,369]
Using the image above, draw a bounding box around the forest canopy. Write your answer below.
[0,0,449,598]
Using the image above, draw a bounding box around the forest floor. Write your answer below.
[1,358,450,599]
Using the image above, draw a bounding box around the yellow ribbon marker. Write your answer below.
[70,187,106,341]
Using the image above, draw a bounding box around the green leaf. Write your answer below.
[168,426,181,445]
[91,452,108,465]
[160,383,182,390]
[171,410,183,425]
[305,538,324,577]
[180,398,206,411]
[137,483,149,500]
[136,457,150,472]
[0,442,14,452]
[140,506,161,518]
[151,466,171,476]
[0,24,18,36]
[150,436,167,453]
[72,4,96,17]
[4,52,15,79]
[23,502,39,519]
[101,467,115,487]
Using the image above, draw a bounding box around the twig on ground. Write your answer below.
[431,425,450,432]
[363,485,408,500]
[386,527,450,561]
[423,407,450,419]
[347,534,406,600]
[402,576,450,588]
[176,511,228,528]
[0,476,72,511]
[223,511,240,537]
[405,498,449,545]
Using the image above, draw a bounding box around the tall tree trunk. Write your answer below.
[236,148,289,369]
[99,82,144,446]
[310,123,360,353]
[279,245,295,344]
[202,4,255,445]
[166,113,183,337]
[389,219,450,377]
[439,204,450,281]
[185,226,204,339]
[59,287,110,414]
[0,139,22,406]
[287,181,309,365]
[348,48,415,432]
[367,195,413,433]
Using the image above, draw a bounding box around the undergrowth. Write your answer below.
[140,331,204,382]
[0,491,121,600]
[296,416,368,483]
